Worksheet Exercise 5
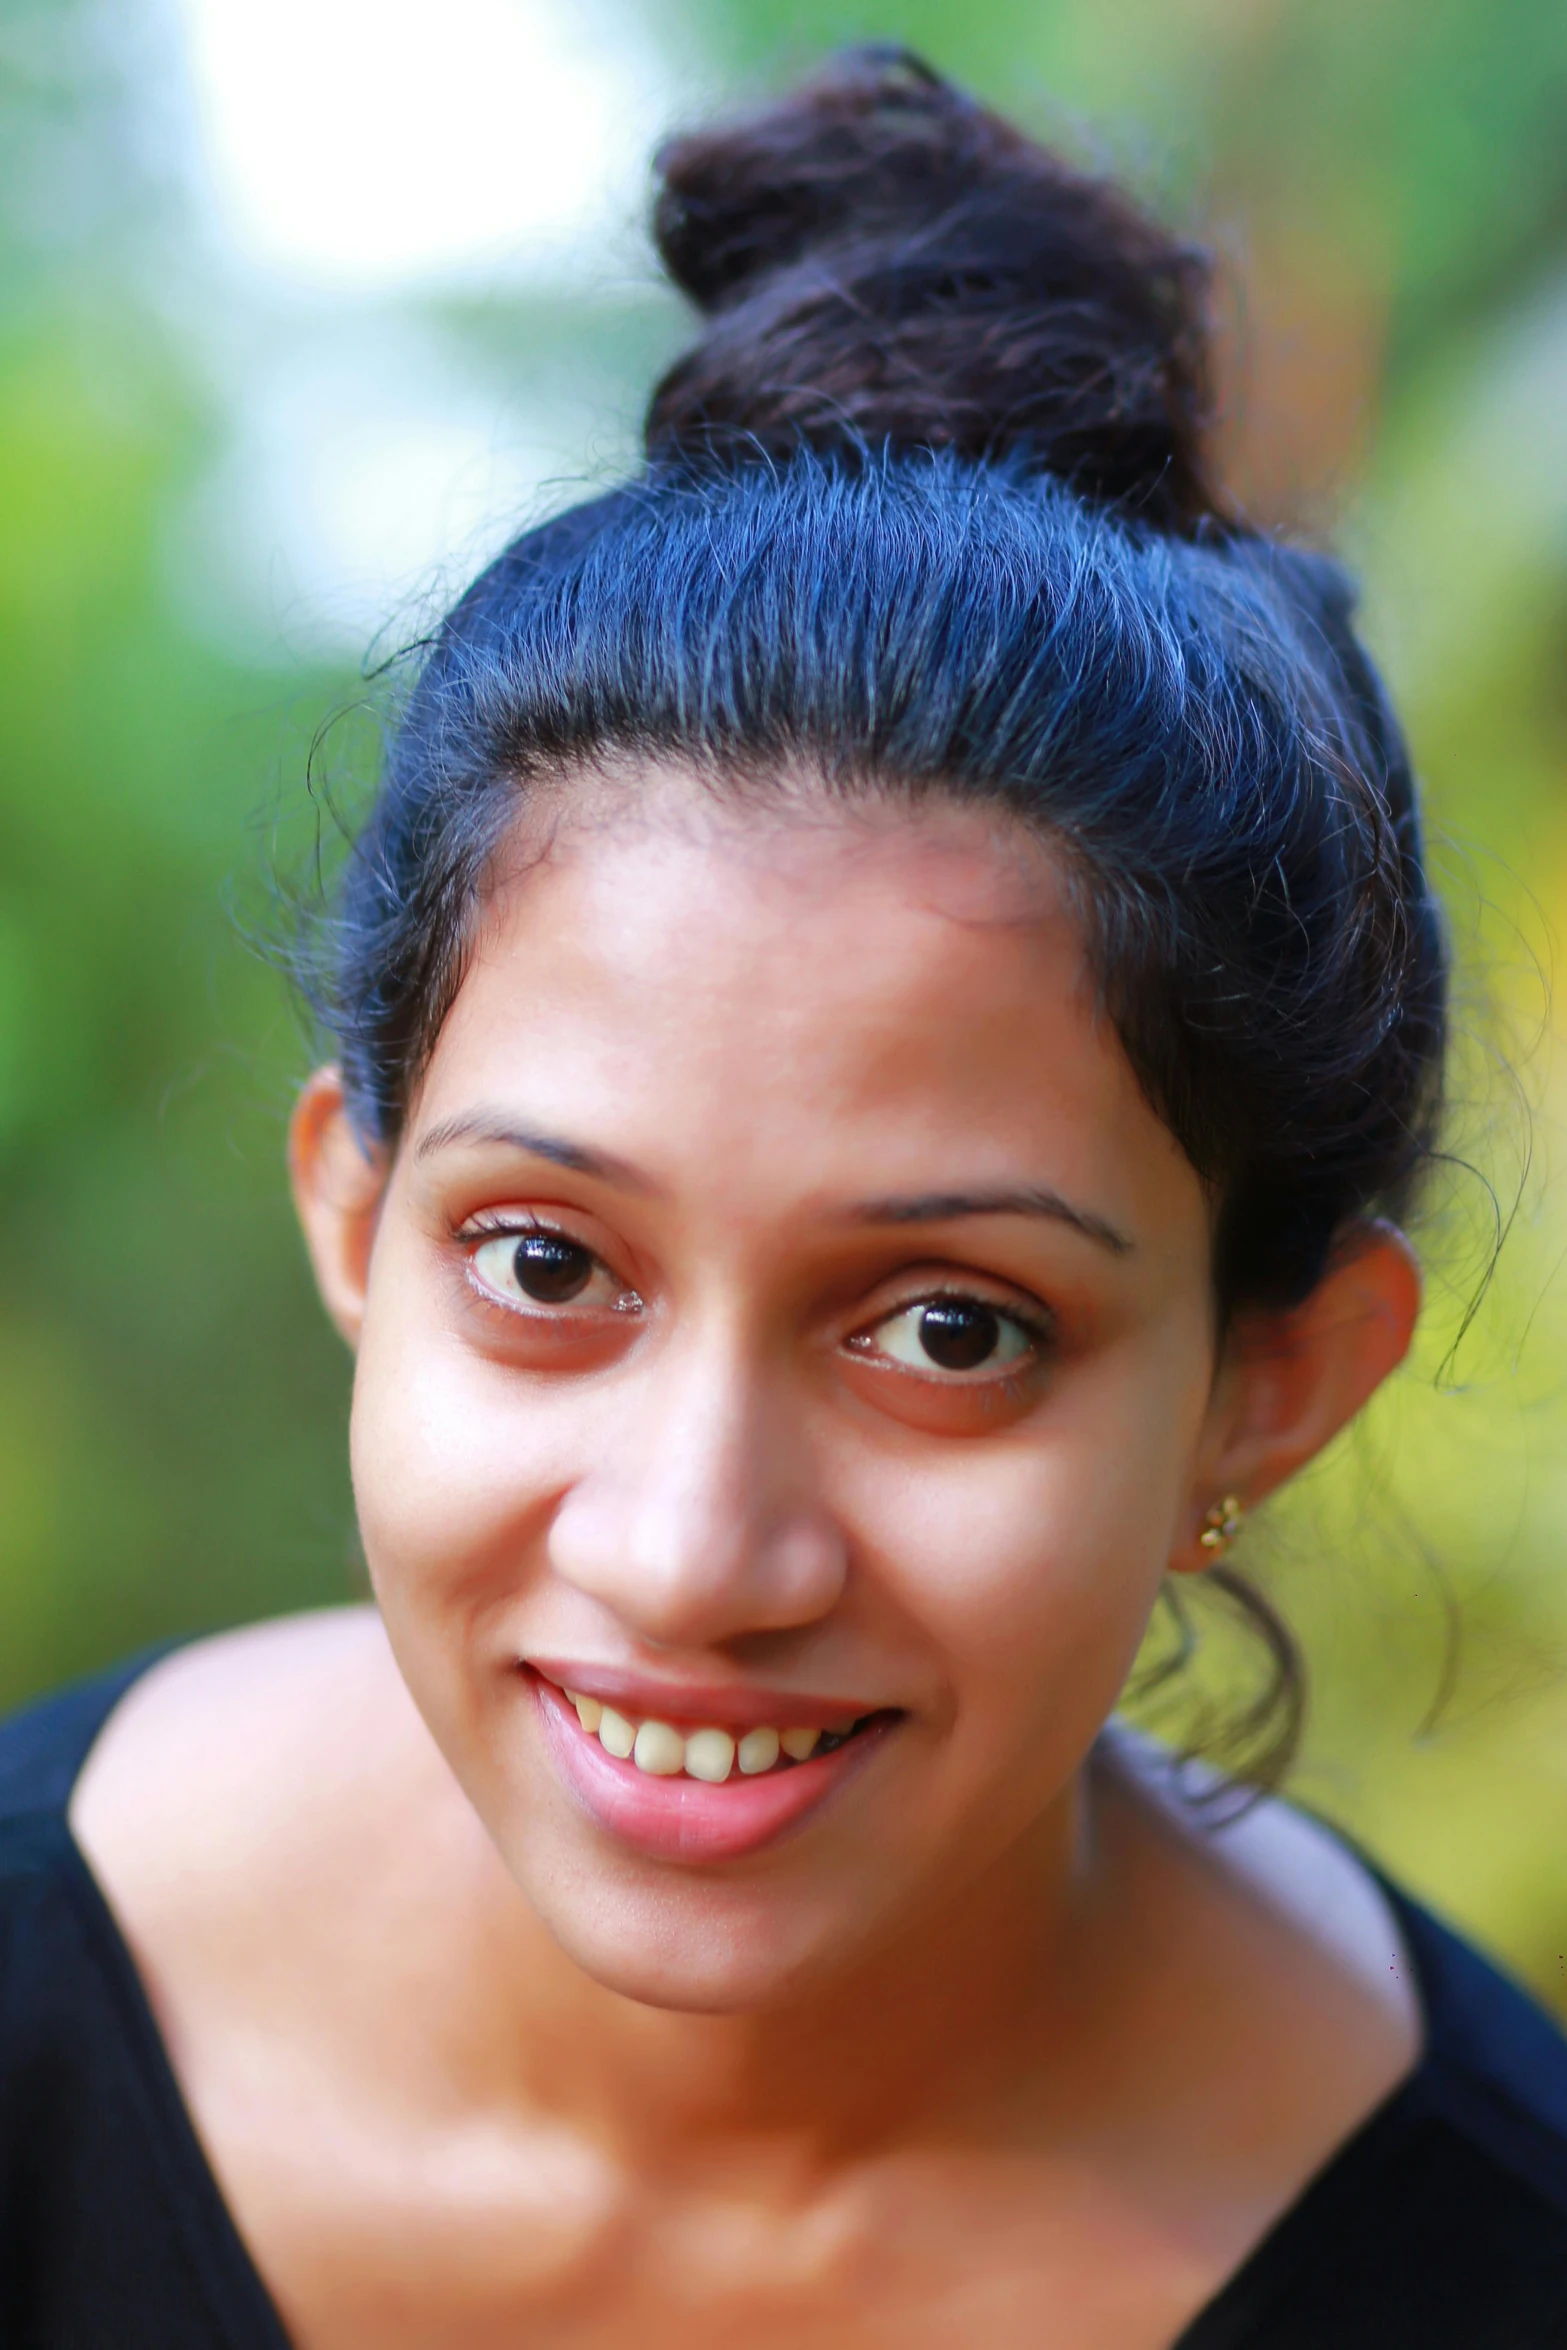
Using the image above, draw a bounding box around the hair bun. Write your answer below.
[646,45,1220,530]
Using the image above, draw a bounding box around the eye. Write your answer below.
[853,1295,1044,1380]
[469,1229,638,1316]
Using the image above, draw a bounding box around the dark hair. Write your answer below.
[308,46,1448,1777]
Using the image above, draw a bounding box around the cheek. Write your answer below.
[846,1331,1210,1760]
[347,1250,573,1626]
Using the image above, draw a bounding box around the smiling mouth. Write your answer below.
[558,1691,887,1783]
[528,1671,900,1861]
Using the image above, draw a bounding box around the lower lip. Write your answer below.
[530,1677,892,1864]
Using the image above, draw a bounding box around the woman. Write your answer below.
[4,46,1564,2350]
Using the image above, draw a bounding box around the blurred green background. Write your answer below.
[3,0,1567,1999]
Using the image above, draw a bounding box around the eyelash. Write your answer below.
[463,1211,549,1243]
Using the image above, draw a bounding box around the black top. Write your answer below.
[3,1657,1567,2348]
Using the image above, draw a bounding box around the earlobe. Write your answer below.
[1172,1223,1421,1575]
[288,1067,388,1349]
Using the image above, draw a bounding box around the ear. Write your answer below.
[1171,1223,1421,1574]
[288,1067,388,1349]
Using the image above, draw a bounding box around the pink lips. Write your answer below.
[529,1675,894,1864]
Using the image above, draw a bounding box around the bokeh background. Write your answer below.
[3,0,1567,1998]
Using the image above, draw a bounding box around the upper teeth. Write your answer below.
[566,1692,852,1781]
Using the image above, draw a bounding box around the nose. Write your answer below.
[546,1332,849,1649]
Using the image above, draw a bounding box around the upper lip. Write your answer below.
[527,1659,894,1733]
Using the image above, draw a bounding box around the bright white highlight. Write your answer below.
[181,325,624,650]
[177,0,663,288]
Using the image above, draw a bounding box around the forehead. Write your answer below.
[416,772,1200,1243]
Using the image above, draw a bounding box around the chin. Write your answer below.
[523,1862,881,2014]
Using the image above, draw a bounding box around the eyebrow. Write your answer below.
[414,1114,1131,1254]
[413,1113,656,1192]
[848,1187,1133,1255]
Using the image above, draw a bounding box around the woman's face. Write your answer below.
[334,777,1227,2009]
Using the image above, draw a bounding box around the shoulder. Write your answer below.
[1098,1741,1567,2338]
[0,1610,418,1853]
[69,1607,461,1942]
[1194,1767,1567,2211]
[1106,1727,1567,2168]
[1098,1725,1424,2078]
[1213,1900,1567,2345]
[71,1605,413,1830]
[64,1606,512,2064]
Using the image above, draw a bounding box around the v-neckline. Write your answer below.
[51,1653,1436,2350]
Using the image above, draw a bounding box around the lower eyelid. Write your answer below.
[466,1269,639,1322]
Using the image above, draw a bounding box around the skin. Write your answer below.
[73,774,1422,2349]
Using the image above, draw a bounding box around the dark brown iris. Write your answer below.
[514,1233,594,1304]
[918,1301,999,1371]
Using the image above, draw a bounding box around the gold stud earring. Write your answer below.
[1198,1495,1245,1554]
